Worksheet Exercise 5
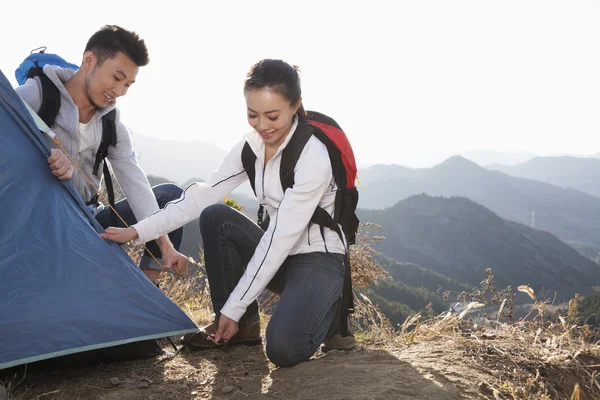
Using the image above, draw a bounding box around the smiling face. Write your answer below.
[82,51,138,108]
[245,88,301,148]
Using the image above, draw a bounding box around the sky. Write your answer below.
[2,1,600,168]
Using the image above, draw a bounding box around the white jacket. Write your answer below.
[133,118,346,322]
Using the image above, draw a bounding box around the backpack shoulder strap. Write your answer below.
[37,74,61,128]
[279,122,313,192]
[92,109,117,176]
[306,110,342,130]
[92,109,118,225]
[241,141,258,196]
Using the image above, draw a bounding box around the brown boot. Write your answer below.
[322,333,356,352]
[322,318,356,352]
[181,319,262,350]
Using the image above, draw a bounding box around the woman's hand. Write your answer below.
[100,226,138,243]
[210,315,239,344]
[161,247,189,276]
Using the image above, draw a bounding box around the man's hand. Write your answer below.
[48,148,73,181]
[100,227,138,243]
[161,247,189,276]
[210,315,239,344]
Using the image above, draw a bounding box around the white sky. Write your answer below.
[2,0,599,167]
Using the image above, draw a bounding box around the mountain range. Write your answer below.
[358,194,600,302]
[357,156,600,259]
[128,135,600,317]
[488,156,600,198]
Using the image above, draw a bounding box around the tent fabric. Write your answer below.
[0,68,198,370]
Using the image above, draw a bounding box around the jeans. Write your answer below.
[200,203,345,367]
[95,183,185,271]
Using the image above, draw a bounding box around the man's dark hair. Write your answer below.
[85,25,149,67]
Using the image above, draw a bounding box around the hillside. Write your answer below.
[5,299,600,399]
[375,256,471,294]
[358,156,600,257]
[456,149,537,167]
[488,156,600,198]
[362,279,448,325]
[358,194,600,302]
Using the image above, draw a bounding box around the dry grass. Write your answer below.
[348,223,390,290]
[386,279,600,399]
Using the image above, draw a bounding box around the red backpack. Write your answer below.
[241,110,359,336]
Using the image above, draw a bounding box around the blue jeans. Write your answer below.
[200,204,345,367]
[95,183,185,271]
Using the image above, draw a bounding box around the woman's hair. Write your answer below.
[243,59,307,120]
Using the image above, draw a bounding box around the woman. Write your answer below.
[101,59,355,367]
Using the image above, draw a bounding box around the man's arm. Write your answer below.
[106,114,173,254]
[15,78,73,181]
[14,78,42,112]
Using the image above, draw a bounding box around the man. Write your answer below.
[15,25,187,283]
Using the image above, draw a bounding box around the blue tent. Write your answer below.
[0,68,198,370]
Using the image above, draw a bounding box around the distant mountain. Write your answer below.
[357,164,425,185]
[131,133,226,185]
[357,150,539,186]
[457,149,538,167]
[358,194,600,302]
[487,156,600,198]
[375,256,471,294]
[357,156,600,258]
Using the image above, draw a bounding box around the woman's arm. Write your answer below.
[102,138,250,244]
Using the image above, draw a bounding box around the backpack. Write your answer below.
[241,110,359,336]
[16,47,118,225]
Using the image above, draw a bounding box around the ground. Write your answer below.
[5,325,598,400]
[4,268,600,399]
[5,339,484,400]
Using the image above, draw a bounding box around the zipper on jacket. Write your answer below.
[261,152,278,201]
[261,166,266,201]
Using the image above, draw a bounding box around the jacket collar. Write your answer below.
[42,64,117,119]
[245,116,300,162]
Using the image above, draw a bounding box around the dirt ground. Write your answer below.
[3,337,504,400]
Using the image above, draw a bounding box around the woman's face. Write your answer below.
[245,88,300,148]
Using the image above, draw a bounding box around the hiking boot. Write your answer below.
[322,317,356,352]
[181,319,262,350]
[322,333,356,352]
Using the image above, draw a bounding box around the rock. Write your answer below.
[109,374,153,389]
[221,385,235,394]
